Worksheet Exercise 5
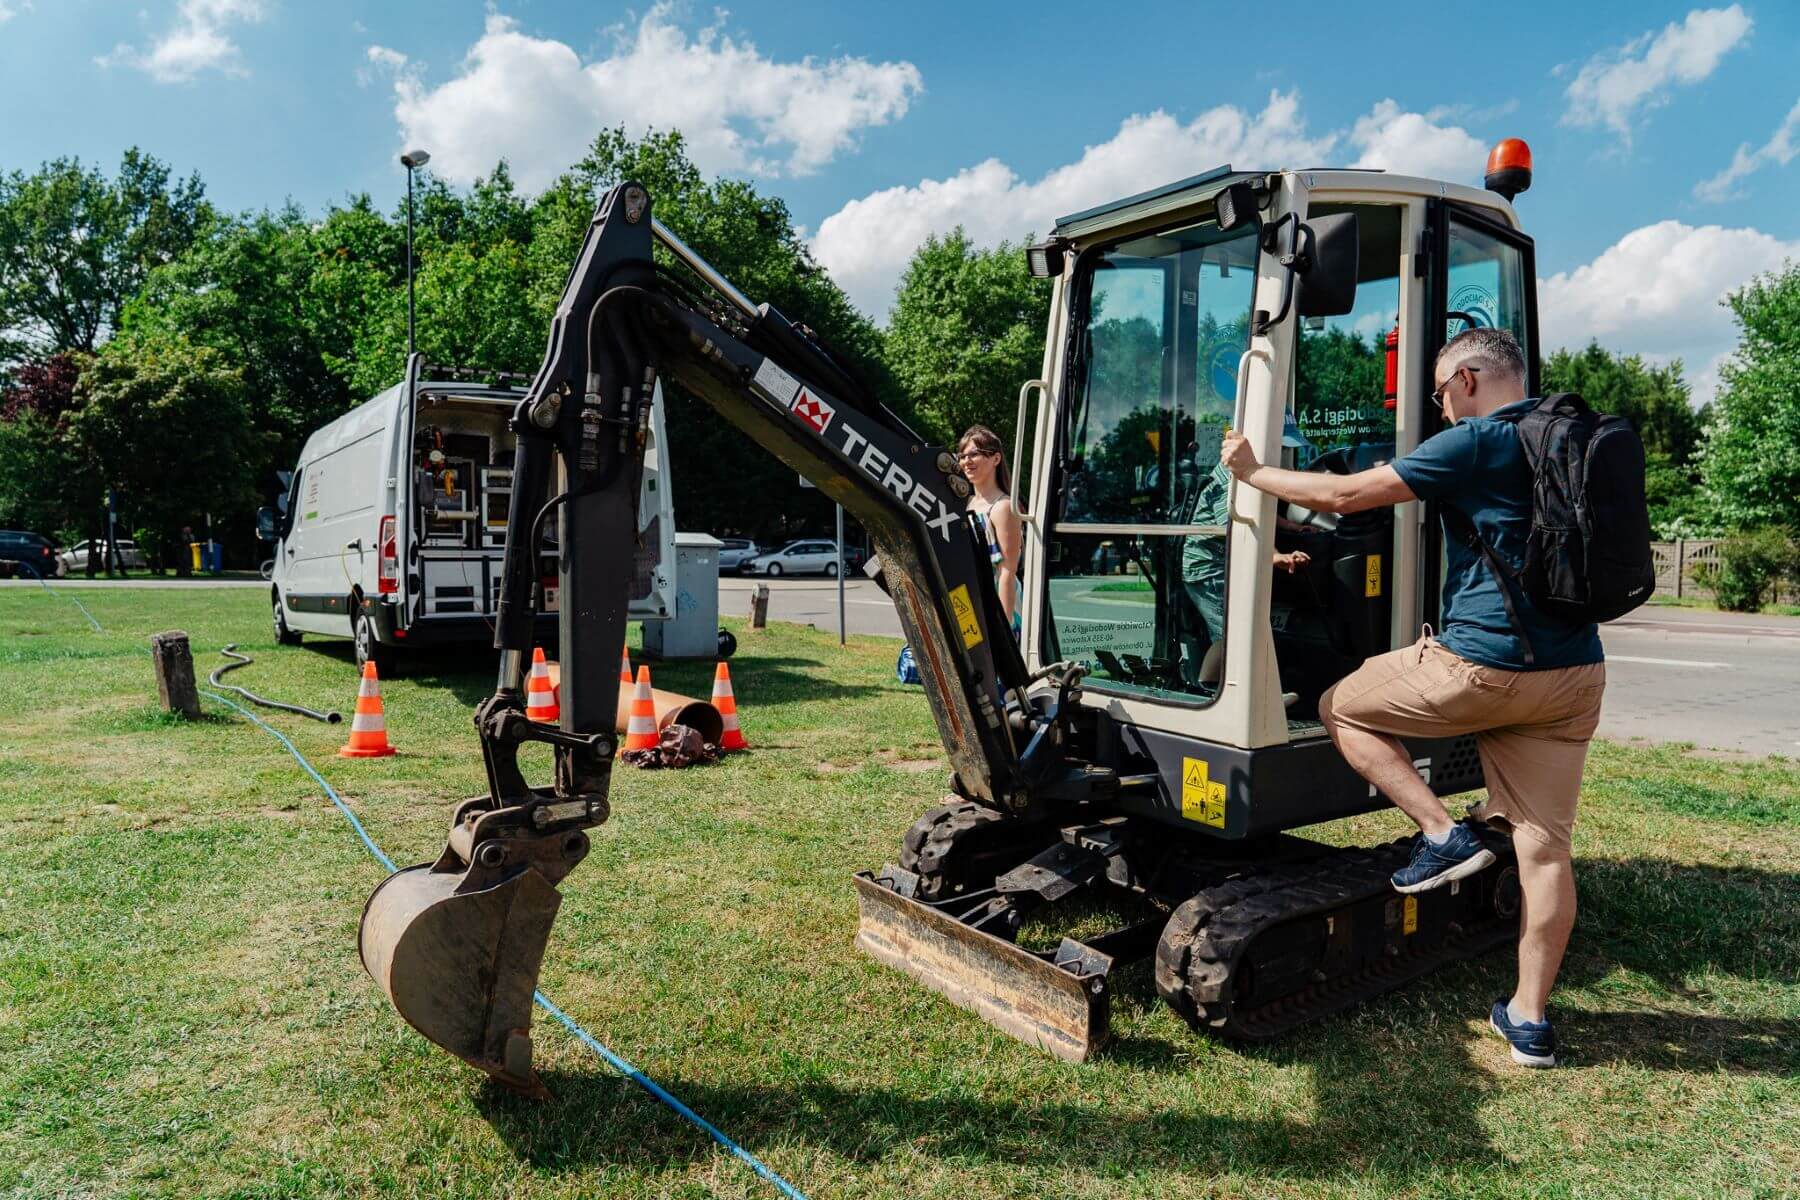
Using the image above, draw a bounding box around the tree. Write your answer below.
[1695,263,1800,532]
[0,149,209,361]
[0,353,102,547]
[67,334,266,571]
[123,206,358,473]
[885,228,1052,448]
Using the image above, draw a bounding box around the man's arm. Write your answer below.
[1220,431,1416,514]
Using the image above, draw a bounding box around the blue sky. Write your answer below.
[2,1,1796,400]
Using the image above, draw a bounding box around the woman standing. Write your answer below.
[957,424,1023,636]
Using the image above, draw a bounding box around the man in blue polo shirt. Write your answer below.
[1219,328,1604,1068]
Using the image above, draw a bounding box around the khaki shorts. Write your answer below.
[1320,637,1605,854]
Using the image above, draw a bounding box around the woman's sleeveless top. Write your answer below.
[970,503,1023,637]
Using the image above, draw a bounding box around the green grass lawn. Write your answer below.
[2,587,1796,1199]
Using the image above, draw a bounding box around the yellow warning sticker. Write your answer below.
[1365,554,1382,598]
[948,584,983,650]
[1402,895,1418,935]
[1181,757,1228,828]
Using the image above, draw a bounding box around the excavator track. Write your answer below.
[1154,835,1520,1040]
[900,799,1060,901]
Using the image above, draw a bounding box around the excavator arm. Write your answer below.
[359,181,1087,1094]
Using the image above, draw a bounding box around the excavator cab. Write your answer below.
[361,150,1548,1092]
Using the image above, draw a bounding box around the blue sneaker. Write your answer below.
[1489,999,1557,1067]
[1390,822,1496,893]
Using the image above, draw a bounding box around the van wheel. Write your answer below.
[825,561,838,577]
[353,608,395,676]
[767,562,783,577]
[272,592,302,646]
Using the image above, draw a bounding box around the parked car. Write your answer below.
[744,539,844,577]
[715,538,762,573]
[58,538,147,573]
[0,530,63,578]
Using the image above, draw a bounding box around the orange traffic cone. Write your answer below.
[526,647,559,722]
[338,661,397,757]
[623,665,658,751]
[619,643,632,684]
[713,661,748,751]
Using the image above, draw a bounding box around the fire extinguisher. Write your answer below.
[1383,324,1399,411]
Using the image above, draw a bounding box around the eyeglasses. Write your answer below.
[1430,365,1479,408]
[956,449,994,463]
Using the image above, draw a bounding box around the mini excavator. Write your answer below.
[361,141,1549,1093]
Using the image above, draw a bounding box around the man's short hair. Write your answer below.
[1436,328,1526,385]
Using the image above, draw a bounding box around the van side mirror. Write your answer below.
[1296,211,1359,319]
[256,506,278,541]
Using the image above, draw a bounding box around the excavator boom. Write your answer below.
[358,181,1073,1093]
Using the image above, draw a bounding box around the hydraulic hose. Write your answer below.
[208,644,342,724]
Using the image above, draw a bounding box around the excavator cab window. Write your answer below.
[1042,217,1261,704]
[1275,203,1405,719]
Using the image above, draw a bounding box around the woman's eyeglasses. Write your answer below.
[956,449,994,463]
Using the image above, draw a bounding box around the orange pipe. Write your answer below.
[544,662,724,745]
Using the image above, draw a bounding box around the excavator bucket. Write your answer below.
[852,870,1112,1062]
[359,858,564,1097]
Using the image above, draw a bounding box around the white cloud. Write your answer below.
[1349,100,1487,182]
[1562,6,1752,144]
[813,92,1334,316]
[812,95,1489,316]
[372,8,921,191]
[1539,220,1800,403]
[359,43,407,87]
[0,3,21,25]
[1694,97,1800,202]
[365,44,406,71]
[96,0,268,82]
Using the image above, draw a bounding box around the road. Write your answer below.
[14,574,1797,755]
[1591,607,1800,756]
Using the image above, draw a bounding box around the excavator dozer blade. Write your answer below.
[852,870,1110,1062]
[359,861,563,1097]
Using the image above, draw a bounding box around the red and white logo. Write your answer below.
[791,388,835,435]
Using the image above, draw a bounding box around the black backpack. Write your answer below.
[1442,392,1655,664]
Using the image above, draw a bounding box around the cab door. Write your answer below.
[1027,211,1273,746]
[1419,202,1541,621]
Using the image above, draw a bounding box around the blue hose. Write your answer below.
[197,686,809,1199]
[15,561,104,632]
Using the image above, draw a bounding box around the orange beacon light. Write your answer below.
[1485,138,1532,202]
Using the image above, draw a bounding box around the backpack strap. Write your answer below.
[1437,503,1536,667]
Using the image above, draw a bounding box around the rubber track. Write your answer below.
[1154,838,1517,1040]
[899,800,1016,900]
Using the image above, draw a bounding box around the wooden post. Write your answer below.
[1675,539,1686,599]
[748,583,770,631]
[151,630,201,719]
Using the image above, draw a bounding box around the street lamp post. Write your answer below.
[400,149,430,359]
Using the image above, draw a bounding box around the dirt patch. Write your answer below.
[885,758,943,774]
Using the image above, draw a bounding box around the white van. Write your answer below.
[264,357,676,671]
